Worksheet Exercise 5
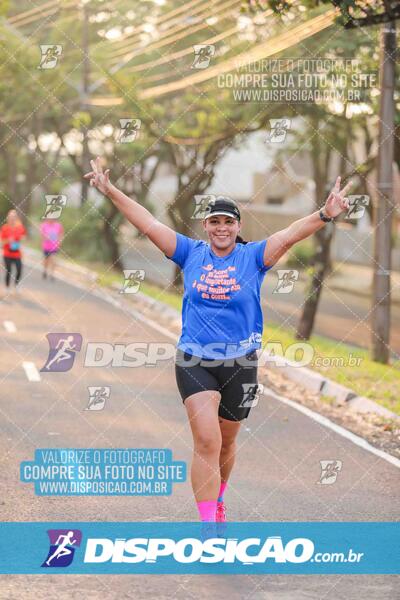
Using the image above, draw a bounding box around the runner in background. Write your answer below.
[1,209,26,296]
[40,218,63,281]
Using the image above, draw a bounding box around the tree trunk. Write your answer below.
[371,22,396,363]
[296,224,334,340]
[102,203,124,271]
[163,138,234,289]
[167,200,191,289]
[7,146,17,208]
[80,2,90,205]
[296,116,334,340]
[21,149,35,235]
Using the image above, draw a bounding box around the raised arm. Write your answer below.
[84,157,177,257]
[263,176,352,268]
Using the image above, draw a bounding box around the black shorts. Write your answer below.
[175,348,260,422]
[44,249,58,257]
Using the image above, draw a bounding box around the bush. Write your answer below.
[62,203,115,262]
[31,201,117,263]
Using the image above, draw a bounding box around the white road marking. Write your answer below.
[3,320,16,333]
[265,389,400,469]
[22,361,41,382]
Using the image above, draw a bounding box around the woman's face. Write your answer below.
[203,215,240,251]
[7,210,18,225]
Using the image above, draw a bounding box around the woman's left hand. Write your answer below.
[324,176,353,219]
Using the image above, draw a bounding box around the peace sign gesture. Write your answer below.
[83,156,112,196]
[324,176,353,219]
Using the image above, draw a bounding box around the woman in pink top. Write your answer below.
[39,219,63,280]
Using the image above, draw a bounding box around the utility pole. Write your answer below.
[371,21,396,363]
[81,1,90,205]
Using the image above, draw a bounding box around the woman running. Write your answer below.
[84,157,351,523]
[40,217,64,280]
[1,209,26,295]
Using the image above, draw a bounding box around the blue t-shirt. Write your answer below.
[165,233,272,359]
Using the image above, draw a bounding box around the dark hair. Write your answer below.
[235,234,249,245]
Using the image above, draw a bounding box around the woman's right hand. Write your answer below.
[84,157,112,196]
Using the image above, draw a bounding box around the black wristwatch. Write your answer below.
[319,209,334,223]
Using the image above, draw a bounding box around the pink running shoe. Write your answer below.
[216,501,226,523]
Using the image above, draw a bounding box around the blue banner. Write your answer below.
[0,522,398,574]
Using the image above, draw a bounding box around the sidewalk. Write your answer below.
[122,234,400,304]
[308,262,400,306]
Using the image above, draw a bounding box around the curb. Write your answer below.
[130,290,399,422]
[24,247,398,423]
[265,355,398,421]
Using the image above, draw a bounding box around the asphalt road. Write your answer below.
[0,264,398,599]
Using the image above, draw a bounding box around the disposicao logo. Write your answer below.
[83,535,314,564]
[41,529,82,567]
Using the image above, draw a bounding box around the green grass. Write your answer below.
[140,282,183,312]
[265,321,400,415]
[320,395,338,406]
[51,257,400,416]
[132,280,400,416]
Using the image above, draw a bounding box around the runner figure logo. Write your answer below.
[86,386,110,411]
[318,460,343,485]
[273,270,299,294]
[41,333,82,372]
[118,119,141,143]
[120,269,145,294]
[41,529,82,568]
[191,44,215,69]
[266,118,291,143]
[192,195,216,219]
[38,45,62,69]
[239,383,264,408]
[42,194,67,219]
[344,195,370,220]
